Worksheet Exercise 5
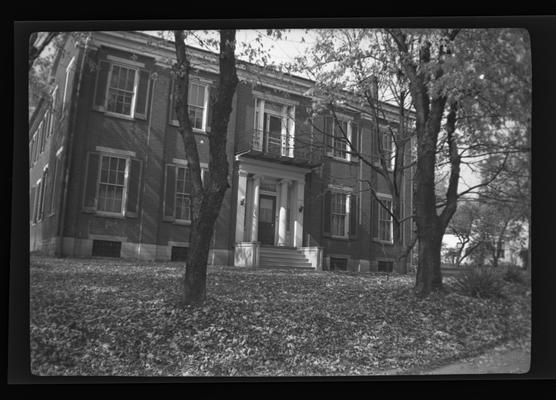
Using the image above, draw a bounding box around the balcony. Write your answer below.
[236,129,323,168]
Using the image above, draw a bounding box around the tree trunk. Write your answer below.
[173,30,238,306]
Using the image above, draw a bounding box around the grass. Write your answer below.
[30,256,531,376]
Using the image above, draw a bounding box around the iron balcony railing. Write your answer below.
[236,129,323,167]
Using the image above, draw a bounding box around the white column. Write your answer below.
[235,170,248,243]
[251,175,260,242]
[294,180,305,247]
[278,179,289,245]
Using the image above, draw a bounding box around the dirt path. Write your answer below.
[415,342,531,375]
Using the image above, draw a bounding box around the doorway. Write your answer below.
[258,194,276,245]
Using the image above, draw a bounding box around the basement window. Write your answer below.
[92,240,122,258]
[377,260,394,273]
[330,257,348,271]
[171,246,189,262]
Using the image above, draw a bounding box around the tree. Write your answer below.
[287,29,418,274]
[172,30,239,305]
[291,28,530,295]
[445,199,482,266]
[384,28,530,295]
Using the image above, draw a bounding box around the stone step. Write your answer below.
[259,259,313,268]
[259,252,308,260]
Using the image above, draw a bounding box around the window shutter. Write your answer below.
[372,129,380,164]
[163,164,176,221]
[206,86,213,132]
[246,98,255,134]
[134,70,150,120]
[30,187,36,222]
[93,60,110,111]
[52,155,63,215]
[125,158,142,218]
[43,169,51,217]
[83,152,100,212]
[350,122,359,158]
[322,190,331,236]
[371,196,378,239]
[169,79,178,124]
[349,195,358,238]
[324,116,333,152]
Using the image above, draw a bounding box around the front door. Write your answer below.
[258,194,276,245]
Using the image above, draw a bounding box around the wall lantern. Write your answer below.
[240,198,245,206]
[299,205,304,213]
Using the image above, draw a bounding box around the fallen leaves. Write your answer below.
[30,256,531,376]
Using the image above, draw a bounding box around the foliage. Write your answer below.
[451,267,505,299]
[503,266,527,285]
[30,256,530,376]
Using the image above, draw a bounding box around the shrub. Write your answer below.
[503,266,526,284]
[451,266,505,299]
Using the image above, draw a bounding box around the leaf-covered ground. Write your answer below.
[30,256,531,376]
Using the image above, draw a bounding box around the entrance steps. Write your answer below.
[259,246,313,269]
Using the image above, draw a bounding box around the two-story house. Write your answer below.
[29,31,414,273]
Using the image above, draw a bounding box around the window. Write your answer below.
[30,133,38,167]
[188,82,206,130]
[323,190,357,238]
[378,260,394,272]
[254,98,295,157]
[38,120,45,154]
[41,167,49,220]
[49,154,61,216]
[106,64,137,116]
[92,240,122,258]
[62,57,75,113]
[175,166,192,221]
[171,246,189,261]
[97,156,127,214]
[325,116,355,161]
[163,162,208,223]
[377,128,395,169]
[330,257,348,271]
[93,57,150,120]
[36,178,45,222]
[82,149,142,218]
[377,197,393,242]
[331,193,347,237]
[170,80,209,131]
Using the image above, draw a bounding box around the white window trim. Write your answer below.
[376,193,394,244]
[94,152,130,217]
[326,116,353,162]
[169,79,210,133]
[95,146,136,158]
[330,191,353,239]
[254,97,296,158]
[62,56,75,113]
[103,61,140,119]
[51,85,58,111]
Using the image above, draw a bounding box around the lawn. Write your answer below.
[30,256,531,376]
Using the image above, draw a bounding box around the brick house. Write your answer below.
[29,31,414,273]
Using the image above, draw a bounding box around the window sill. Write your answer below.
[169,121,210,134]
[173,219,192,226]
[373,239,394,245]
[327,154,354,164]
[329,235,351,241]
[93,211,126,219]
[93,108,137,122]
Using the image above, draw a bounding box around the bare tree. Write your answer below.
[172,30,239,305]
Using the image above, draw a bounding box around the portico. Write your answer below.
[234,157,308,248]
